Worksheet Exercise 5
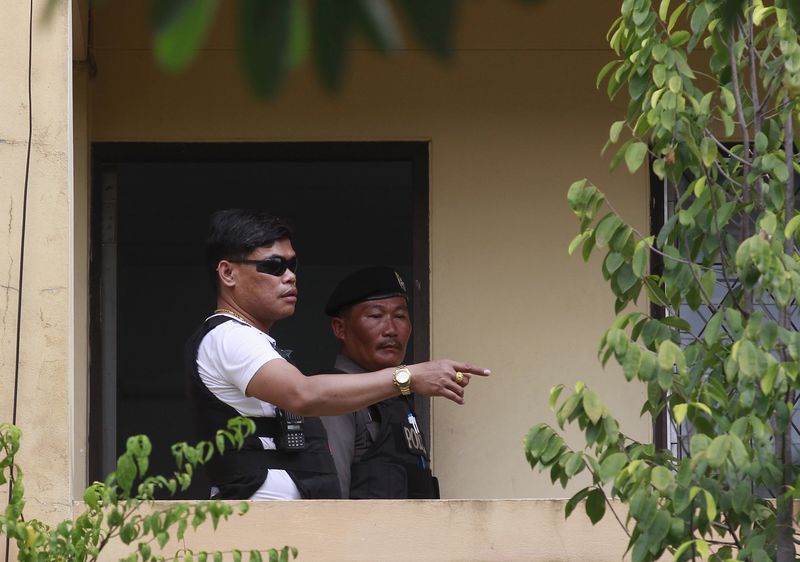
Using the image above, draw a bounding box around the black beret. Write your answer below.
[325,266,409,316]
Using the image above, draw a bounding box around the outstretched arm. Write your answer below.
[245,359,489,416]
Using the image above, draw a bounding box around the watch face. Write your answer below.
[396,369,410,384]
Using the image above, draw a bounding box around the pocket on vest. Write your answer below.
[349,461,407,499]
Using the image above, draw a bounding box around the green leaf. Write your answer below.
[649,509,671,544]
[755,131,768,153]
[239,0,295,97]
[706,435,731,468]
[398,0,457,58]
[83,485,100,509]
[609,120,625,143]
[702,491,717,521]
[650,466,674,492]
[624,142,648,174]
[120,522,137,545]
[157,531,169,549]
[729,435,750,470]
[700,268,715,302]
[549,385,564,411]
[564,453,586,477]
[667,2,687,32]
[116,454,137,496]
[732,480,751,513]
[674,540,699,560]
[658,0,671,21]
[567,178,588,209]
[568,232,591,256]
[596,60,621,89]
[760,363,778,395]
[737,340,761,378]
[660,316,690,331]
[595,214,622,247]
[622,344,642,381]
[721,110,734,136]
[565,487,593,518]
[604,252,625,278]
[672,403,688,424]
[153,0,218,72]
[582,230,596,262]
[690,2,709,33]
[540,433,565,463]
[720,87,736,112]
[355,0,402,53]
[657,340,682,371]
[599,452,627,482]
[653,64,666,87]
[668,30,690,47]
[785,214,800,239]
[692,176,707,197]
[760,211,777,236]
[704,311,724,345]
[632,240,648,277]
[312,0,358,92]
[108,507,124,527]
[700,136,717,167]
[585,488,606,524]
[583,390,604,424]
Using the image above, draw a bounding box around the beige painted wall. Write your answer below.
[98,499,634,562]
[86,0,650,500]
[0,0,73,550]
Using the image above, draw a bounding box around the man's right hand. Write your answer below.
[407,360,490,404]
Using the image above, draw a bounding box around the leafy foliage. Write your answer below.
[527,1,800,561]
[0,420,297,562]
[121,0,542,95]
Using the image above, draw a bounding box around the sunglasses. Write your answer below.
[227,256,298,276]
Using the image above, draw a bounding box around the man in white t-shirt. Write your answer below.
[187,209,490,500]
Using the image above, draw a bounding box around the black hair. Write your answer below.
[206,209,292,288]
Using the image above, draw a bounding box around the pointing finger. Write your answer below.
[452,362,491,377]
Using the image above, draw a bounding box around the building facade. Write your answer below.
[1,1,650,559]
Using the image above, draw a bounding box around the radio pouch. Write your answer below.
[275,408,307,451]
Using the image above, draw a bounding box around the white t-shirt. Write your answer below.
[196,313,301,500]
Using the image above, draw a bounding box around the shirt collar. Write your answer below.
[334,353,367,374]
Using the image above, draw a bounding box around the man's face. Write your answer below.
[332,296,412,371]
[223,239,298,330]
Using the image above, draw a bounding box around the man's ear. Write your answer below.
[216,260,236,288]
[331,317,346,341]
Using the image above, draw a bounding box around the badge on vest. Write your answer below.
[402,412,428,457]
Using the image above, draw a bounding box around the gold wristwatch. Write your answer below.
[392,365,412,395]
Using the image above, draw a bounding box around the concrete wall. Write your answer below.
[0,0,73,541]
[87,0,650,500]
[97,499,634,562]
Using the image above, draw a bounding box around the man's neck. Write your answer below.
[215,299,272,334]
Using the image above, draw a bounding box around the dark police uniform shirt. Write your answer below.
[318,354,374,496]
[319,354,437,499]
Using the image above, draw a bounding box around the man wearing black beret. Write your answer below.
[321,266,439,499]
[187,210,488,501]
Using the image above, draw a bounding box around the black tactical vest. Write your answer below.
[186,315,340,499]
[349,395,440,499]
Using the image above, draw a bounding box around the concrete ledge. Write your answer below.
[95,499,632,562]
